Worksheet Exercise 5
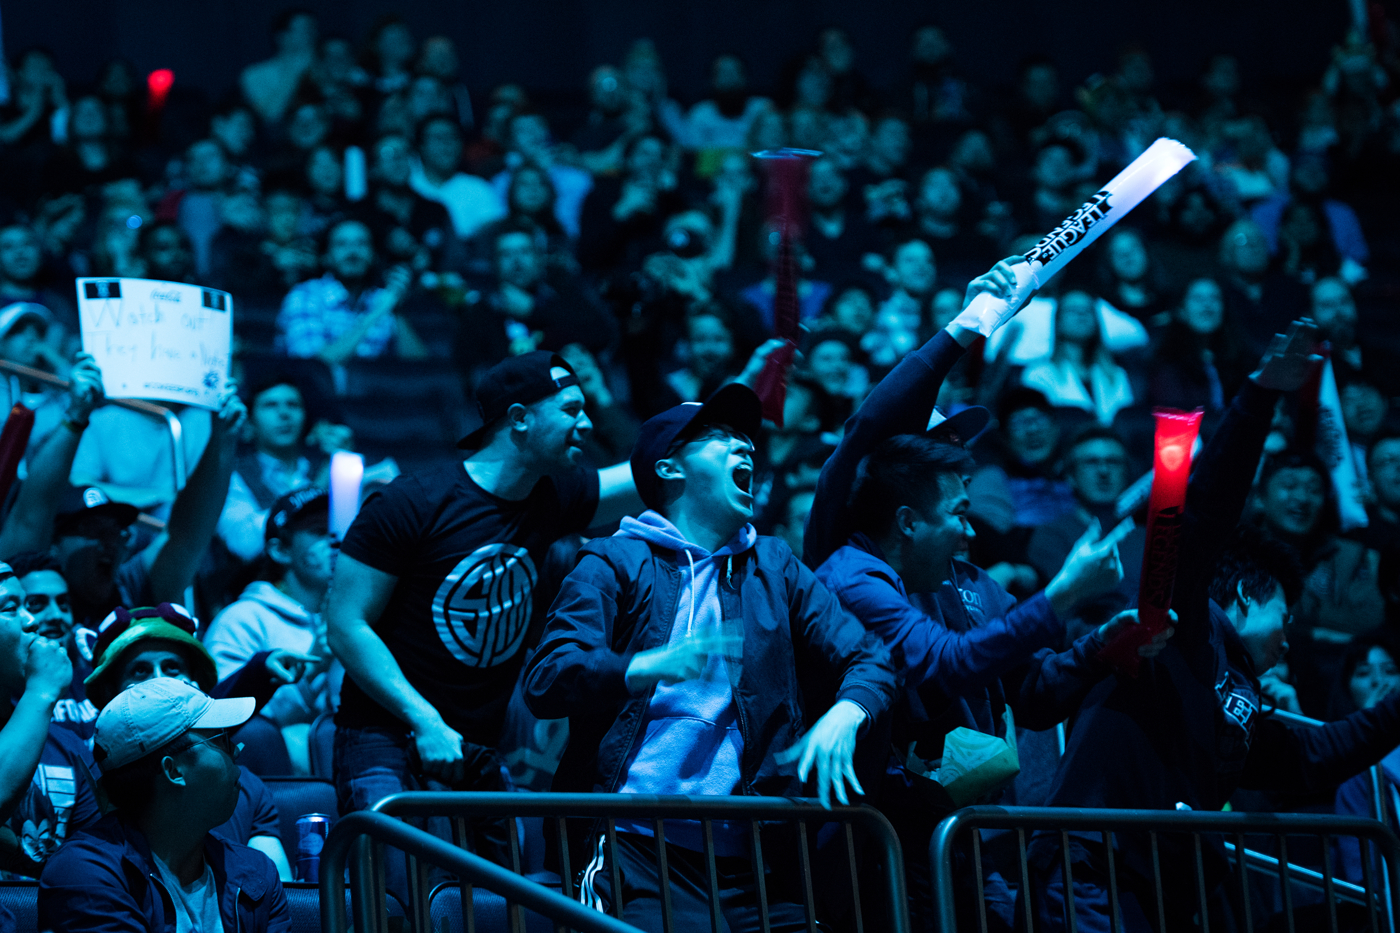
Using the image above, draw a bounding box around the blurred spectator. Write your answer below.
[907,165,1000,289]
[658,53,772,174]
[417,36,474,130]
[157,139,232,278]
[362,133,455,272]
[1333,633,1400,882]
[905,24,974,127]
[869,236,940,369]
[366,15,417,98]
[410,114,506,239]
[1215,115,1290,205]
[0,303,73,465]
[571,65,639,174]
[138,221,197,284]
[1311,276,1399,394]
[1252,155,1368,284]
[205,488,339,776]
[665,305,742,404]
[578,133,682,275]
[210,188,319,305]
[300,144,348,238]
[1021,288,1135,426]
[42,93,139,198]
[1218,217,1309,356]
[0,224,79,341]
[492,112,593,239]
[1097,228,1165,324]
[310,36,369,129]
[558,342,639,467]
[275,218,427,366]
[239,8,319,125]
[496,162,577,275]
[805,156,878,282]
[0,49,69,201]
[1147,277,1248,417]
[817,27,876,114]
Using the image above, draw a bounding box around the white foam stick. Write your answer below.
[1317,357,1369,531]
[953,137,1197,337]
[329,451,365,539]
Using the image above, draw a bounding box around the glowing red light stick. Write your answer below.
[0,404,34,509]
[1098,407,1203,675]
[146,69,174,112]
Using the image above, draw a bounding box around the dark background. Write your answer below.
[4,0,1357,108]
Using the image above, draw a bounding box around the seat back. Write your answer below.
[429,882,558,933]
[259,777,339,859]
[282,882,322,933]
[0,881,38,933]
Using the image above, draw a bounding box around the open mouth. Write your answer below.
[732,464,753,495]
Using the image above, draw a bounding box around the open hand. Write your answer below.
[624,631,743,693]
[66,352,105,422]
[1045,518,1135,617]
[1251,319,1323,392]
[775,699,868,809]
[215,382,248,435]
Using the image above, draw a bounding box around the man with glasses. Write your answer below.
[39,678,290,933]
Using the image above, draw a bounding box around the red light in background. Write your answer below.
[146,69,174,109]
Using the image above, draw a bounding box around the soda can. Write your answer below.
[295,813,334,883]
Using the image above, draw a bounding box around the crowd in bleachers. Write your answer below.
[2,7,1400,933]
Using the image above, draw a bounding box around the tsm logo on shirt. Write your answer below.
[433,543,539,668]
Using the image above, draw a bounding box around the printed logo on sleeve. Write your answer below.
[433,543,538,668]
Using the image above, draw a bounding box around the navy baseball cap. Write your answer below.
[630,383,763,511]
[55,486,140,531]
[264,486,329,543]
[927,405,991,447]
[457,351,580,449]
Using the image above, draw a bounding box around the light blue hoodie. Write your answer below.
[613,510,756,850]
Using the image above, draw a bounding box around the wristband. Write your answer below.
[62,414,89,433]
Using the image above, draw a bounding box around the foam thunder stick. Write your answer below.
[328,450,365,540]
[1098,408,1204,675]
[952,138,1196,338]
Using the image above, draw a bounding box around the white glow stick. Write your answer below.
[329,451,365,539]
[1316,357,1369,531]
[953,137,1197,337]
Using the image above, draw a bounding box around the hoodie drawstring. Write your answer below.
[684,549,696,636]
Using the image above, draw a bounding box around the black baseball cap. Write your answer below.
[630,383,763,511]
[264,486,329,543]
[457,351,580,449]
[927,405,991,447]
[54,486,140,531]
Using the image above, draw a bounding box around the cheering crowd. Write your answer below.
[1,7,1400,932]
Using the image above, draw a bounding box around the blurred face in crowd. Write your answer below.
[1231,580,1290,672]
[1067,437,1129,507]
[1223,221,1270,277]
[325,221,374,282]
[931,288,963,330]
[514,368,591,469]
[251,383,306,453]
[510,166,553,218]
[495,231,542,291]
[869,117,911,168]
[711,55,747,93]
[912,26,952,65]
[318,38,359,86]
[1034,144,1076,192]
[829,287,874,333]
[687,314,735,381]
[658,424,756,527]
[819,29,855,75]
[306,146,343,198]
[419,37,460,80]
[0,321,45,367]
[918,167,961,221]
[1055,291,1099,346]
[781,382,822,434]
[1202,54,1240,99]
[1311,277,1356,346]
[626,135,666,181]
[950,129,994,174]
[20,570,71,642]
[144,225,194,281]
[276,13,318,57]
[808,158,847,212]
[590,66,626,115]
[1021,63,1060,112]
[286,103,329,151]
[775,490,816,557]
[0,227,42,284]
[794,58,832,110]
[1005,405,1059,466]
[211,107,255,159]
[1370,438,1400,512]
[0,573,38,692]
[891,239,937,297]
[509,114,550,156]
[1351,646,1400,710]
[265,192,302,243]
[419,118,463,177]
[1176,191,1219,238]
[375,21,416,72]
[808,339,852,397]
[373,134,413,188]
[407,77,450,124]
[1342,382,1387,440]
[1261,466,1326,537]
[1179,278,1224,335]
[1108,230,1148,283]
[54,511,133,602]
[71,95,108,141]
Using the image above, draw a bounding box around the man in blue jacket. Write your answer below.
[807,258,1164,931]
[39,678,290,933]
[524,383,897,933]
[1032,320,1400,932]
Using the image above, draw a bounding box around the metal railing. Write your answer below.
[320,810,644,933]
[0,359,186,492]
[356,791,909,933]
[931,805,1400,933]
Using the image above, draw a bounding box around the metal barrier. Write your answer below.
[320,810,644,933]
[0,359,187,491]
[354,791,908,933]
[931,805,1400,933]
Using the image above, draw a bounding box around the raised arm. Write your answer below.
[805,258,1021,567]
[1242,690,1400,795]
[0,353,104,559]
[146,388,246,603]
[0,634,70,822]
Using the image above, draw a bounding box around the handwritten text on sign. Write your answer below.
[76,278,232,410]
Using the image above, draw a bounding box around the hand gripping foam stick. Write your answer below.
[953,137,1196,337]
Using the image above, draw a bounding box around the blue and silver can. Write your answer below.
[295,813,334,882]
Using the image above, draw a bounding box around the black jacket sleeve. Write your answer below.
[1240,691,1400,794]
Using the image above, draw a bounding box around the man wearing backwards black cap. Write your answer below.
[328,350,641,878]
[524,384,896,932]
[40,679,290,933]
[807,257,1167,932]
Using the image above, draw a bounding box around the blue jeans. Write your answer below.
[333,726,510,912]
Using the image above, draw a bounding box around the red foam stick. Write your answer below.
[147,69,174,112]
[0,404,35,511]
[751,148,818,425]
[1098,407,1203,675]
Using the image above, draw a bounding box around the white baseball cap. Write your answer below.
[94,678,255,770]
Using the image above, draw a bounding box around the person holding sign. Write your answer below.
[1028,321,1400,932]
[274,218,428,366]
[805,258,1167,932]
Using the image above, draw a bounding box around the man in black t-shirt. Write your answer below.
[327,351,641,890]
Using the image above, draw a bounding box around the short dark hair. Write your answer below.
[414,113,461,148]
[8,551,62,578]
[849,434,975,538]
[1369,431,1400,465]
[1258,450,1329,494]
[1066,425,1127,459]
[1341,631,1400,690]
[270,7,315,40]
[1207,526,1305,611]
[996,386,1053,425]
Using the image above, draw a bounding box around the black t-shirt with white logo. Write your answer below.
[336,461,599,744]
